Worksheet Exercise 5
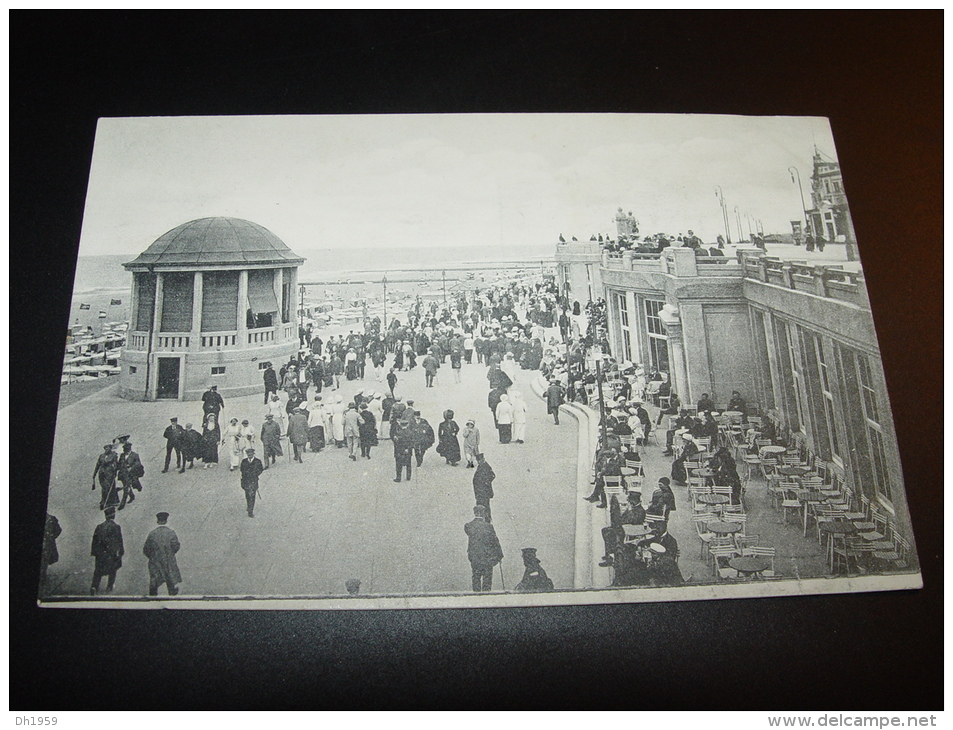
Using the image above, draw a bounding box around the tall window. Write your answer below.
[856,354,892,504]
[785,322,808,435]
[644,299,669,373]
[816,338,841,461]
[617,292,632,360]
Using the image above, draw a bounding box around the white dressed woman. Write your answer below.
[222,417,244,471]
[510,390,528,444]
[240,419,256,455]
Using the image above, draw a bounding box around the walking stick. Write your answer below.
[499,559,505,591]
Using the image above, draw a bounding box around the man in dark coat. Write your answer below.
[515,547,554,593]
[240,447,264,517]
[392,419,414,483]
[696,393,716,414]
[386,368,398,397]
[90,507,124,594]
[182,423,204,470]
[162,417,184,473]
[143,512,181,596]
[464,505,504,592]
[421,351,440,387]
[411,412,435,468]
[472,453,496,522]
[545,379,565,425]
[117,441,143,510]
[263,363,279,405]
[641,522,683,586]
[201,384,225,418]
[260,413,283,467]
[287,408,310,463]
[40,513,62,588]
[91,443,120,511]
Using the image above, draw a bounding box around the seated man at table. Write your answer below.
[640,521,684,585]
[599,492,646,568]
[696,393,716,414]
[727,390,748,418]
[663,409,697,456]
[650,477,677,515]
[655,388,681,425]
[585,446,623,508]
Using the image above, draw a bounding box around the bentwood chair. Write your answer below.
[693,513,718,559]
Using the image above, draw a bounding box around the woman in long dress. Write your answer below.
[222,417,244,471]
[267,393,286,435]
[201,412,220,468]
[329,394,346,447]
[436,409,461,466]
[240,419,256,455]
[510,390,528,444]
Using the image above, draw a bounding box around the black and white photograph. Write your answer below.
[38,113,920,608]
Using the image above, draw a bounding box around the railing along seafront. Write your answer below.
[739,252,867,307]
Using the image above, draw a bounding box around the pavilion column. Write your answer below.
[659,304,688,401]
[238,269,249,345]
[146,272,164,400]
[129,274,140,332]
[191,271,203,346]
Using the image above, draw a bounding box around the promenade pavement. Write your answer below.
[42,354,577,599]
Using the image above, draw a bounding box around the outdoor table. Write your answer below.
[760,445,786,455]
[622,524,653,542]
[728,556,770,579]
[821,521,858,572]
[799,491,829,536]
[693,467,716,486]
[620,466,641,478]
[708,520,743,536]
[697,493,729,508]
[778,465,811,477]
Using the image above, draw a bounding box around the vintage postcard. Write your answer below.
[39,113,920,609]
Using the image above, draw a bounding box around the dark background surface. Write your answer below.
[10,11,942,710]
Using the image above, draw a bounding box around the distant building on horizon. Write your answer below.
[119,217,305,401]
[805,147,856,246]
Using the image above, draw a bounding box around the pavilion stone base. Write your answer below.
[119,339,299,402]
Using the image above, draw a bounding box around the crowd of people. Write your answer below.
[48,277,592,598]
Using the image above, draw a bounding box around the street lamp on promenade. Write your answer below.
[788,166,809,244]
[382,275,388,330]
[715,186,732,244]
[734,206,743,242]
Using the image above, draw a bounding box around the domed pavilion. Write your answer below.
[120,217,306,401]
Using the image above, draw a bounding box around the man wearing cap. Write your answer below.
[117,441,143,510]
[545,379,565,425]
[515,548,554,593]
[663,409,697,457]
[240,447,264,517]
[162,418,184,473]
[142,512,181,596]
[287,407,310,463]
[90,507,124,595]
[696,392,716,414]
[464,505,504,592]
[202,384,225,418]
[472,453,496,522]
[260,413,283,467]
[91,443,120,511]
[639,521,683,585]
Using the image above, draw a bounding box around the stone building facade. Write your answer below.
[556,240,910,543]
[120,217,305,401]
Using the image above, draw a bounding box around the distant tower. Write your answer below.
[615,208,639,238]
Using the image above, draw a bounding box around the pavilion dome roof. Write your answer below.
[123,217,305,269]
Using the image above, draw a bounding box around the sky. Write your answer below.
[78,113,839,256]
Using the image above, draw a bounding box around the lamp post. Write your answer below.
[715,186,732,244]
[734,206,743,242]
[381,275,387,330]
[788,166,809,244]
